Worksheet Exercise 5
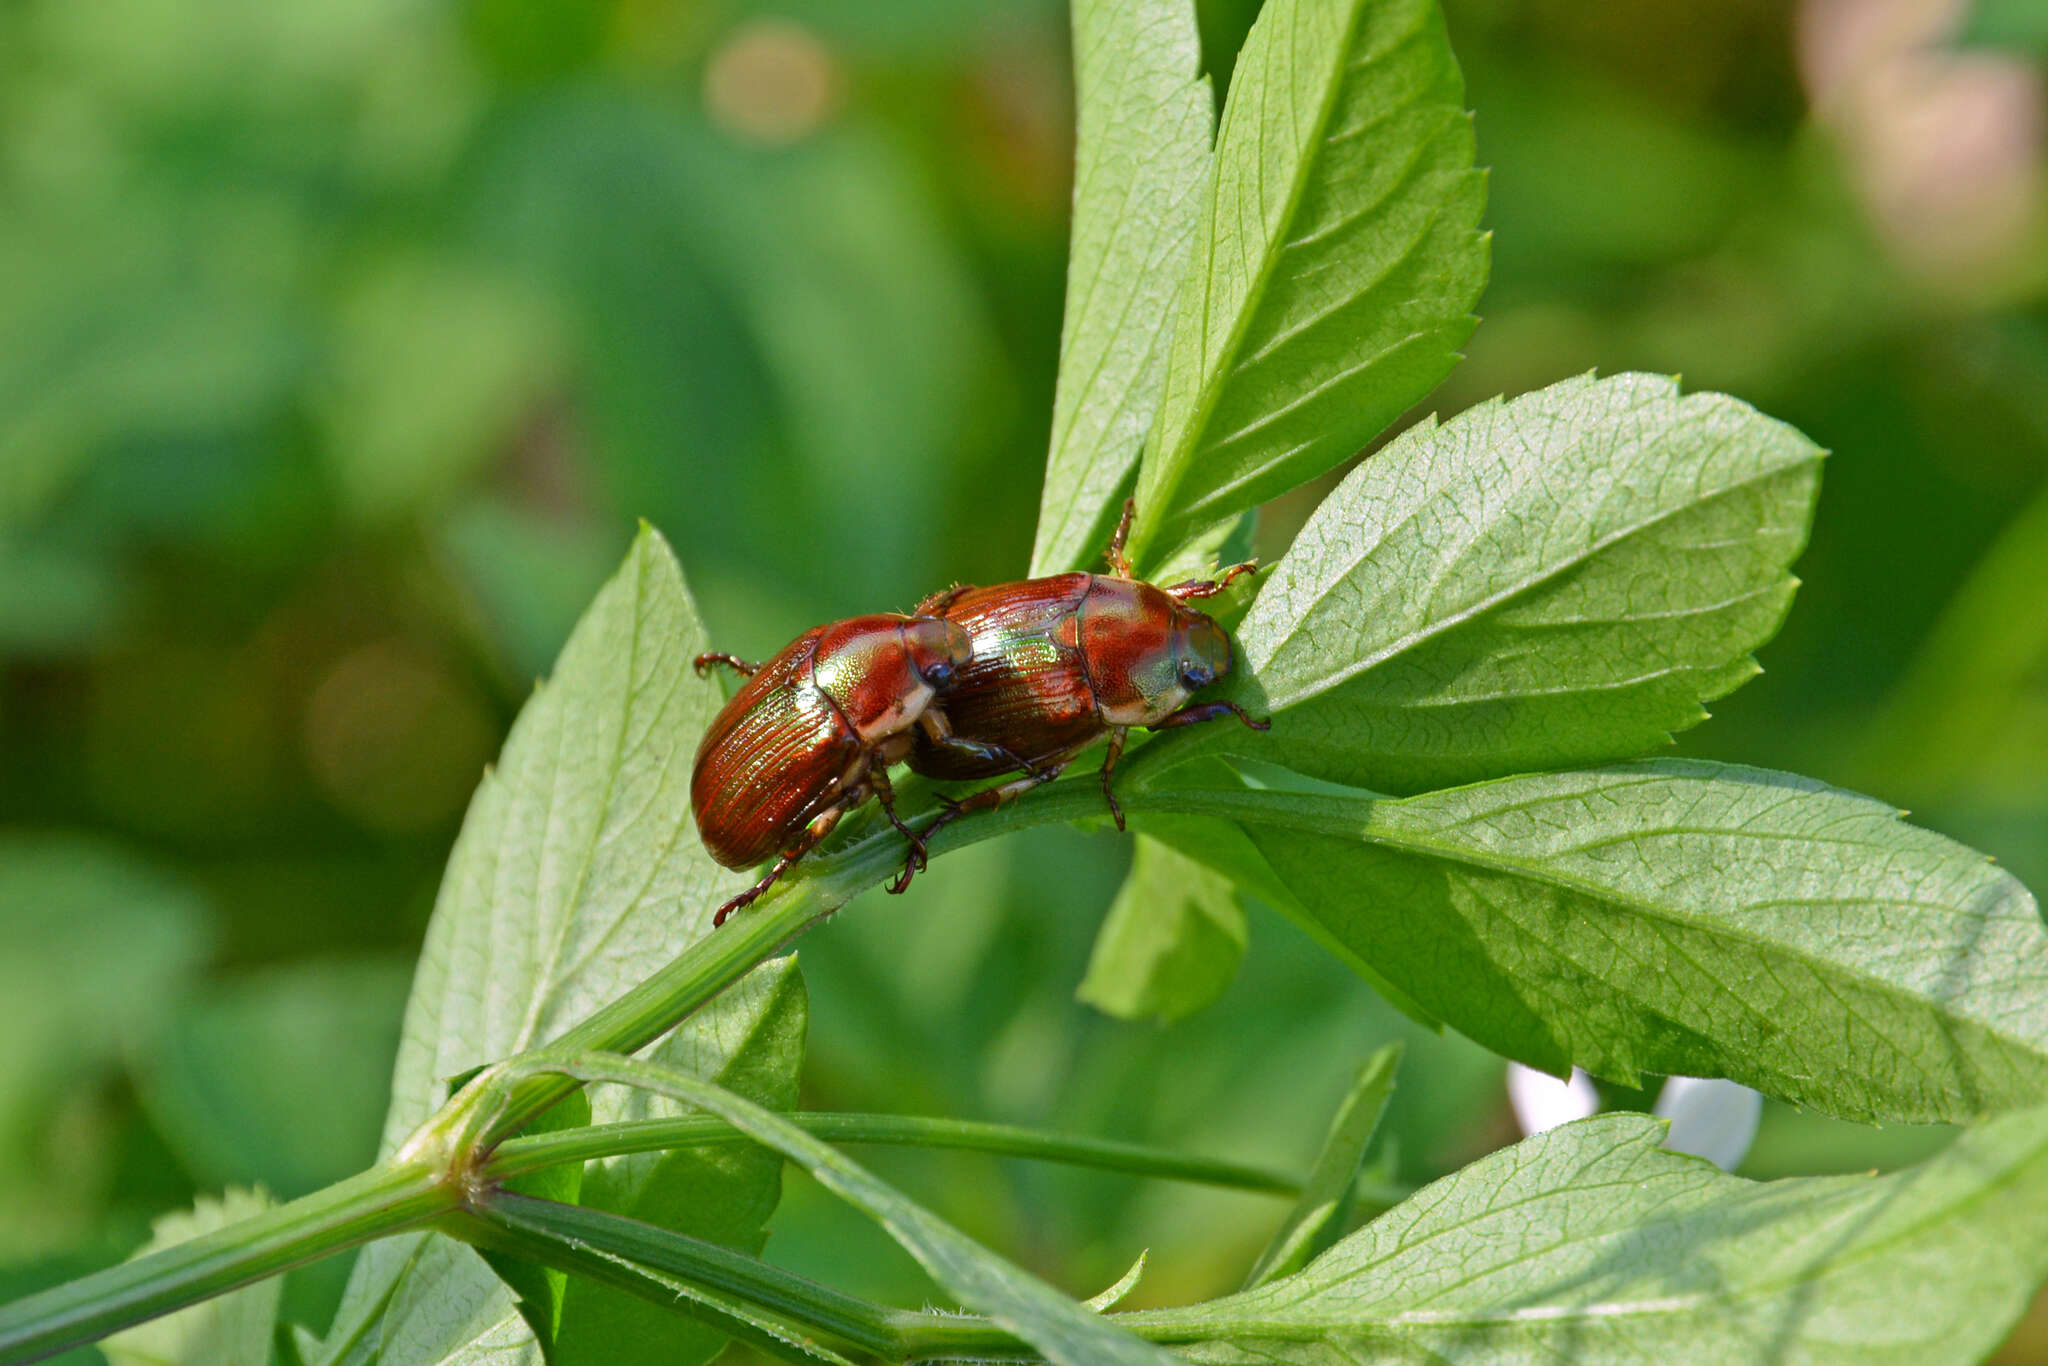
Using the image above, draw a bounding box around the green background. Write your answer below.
[2,0,2044,1358]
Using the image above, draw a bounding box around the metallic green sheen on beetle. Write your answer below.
[903,500,1268,882]
[691,613,972,925]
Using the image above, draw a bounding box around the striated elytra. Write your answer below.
[691,612,977,926]
[902,500,1269,885]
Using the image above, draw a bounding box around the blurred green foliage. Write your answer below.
[2,0,2044,1358]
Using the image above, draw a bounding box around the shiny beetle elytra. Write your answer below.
[901,500,1268,883]
[692,612,977,926]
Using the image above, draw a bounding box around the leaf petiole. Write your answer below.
[484,1111,1303,1195]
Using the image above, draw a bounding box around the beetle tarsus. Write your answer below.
[1098,728,1127,832]
[885,857,920,896]
[888,793,968,894]
[711,805,845,927]
[694,652,761,678]
[1104,498,1137,579]
[870,769,930,895]
[1165,559,1262,603]
[713,859,785,926]
[1151,699,1270,733]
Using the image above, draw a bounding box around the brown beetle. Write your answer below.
[901,500,1267,886]
[692,612,978,925]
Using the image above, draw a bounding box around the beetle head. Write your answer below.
[814,615,974,745]
[1173,611,1232,695]
[1109,601,1235,725]
[1086,580,1238,727]
[904,618,974,692]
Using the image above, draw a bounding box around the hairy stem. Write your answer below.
[0,1164,451,1366]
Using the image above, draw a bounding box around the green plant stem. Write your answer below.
[451,1200,869,1366]
[469,1194,895,1356]
[483,1112,1303,1195]
[0,777,1118,1363]
[467,1190,1453,1362]
[475,1051,1200,1363]
[467,1192,1034,1361]
[490,776,1116,1136]
[0,1163,451,1366]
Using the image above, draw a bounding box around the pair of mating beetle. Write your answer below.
[690,503,1268,926]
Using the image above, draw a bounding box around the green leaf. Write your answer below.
[1167,759,2048,1125]
[1211,373,1822,792]
[461,1194,861,1366]
[1129,787,1442,1029]
[135,959,412,1200]
[477,1089,591,1349]
[1080,824,1249,1023]
[1129,1106,2048,1364]
[1242,1043,1399,1289]
[552,960,809,1366]
[1086,1252,1150,1312]
[495,1052,1186,1366]
[1128,0,1487,566]
[102,1189,281,1366]
[388,525,741,1124]
[1030,0,1214,574]
[317,528,797,1366]
[321,1239,538,1366]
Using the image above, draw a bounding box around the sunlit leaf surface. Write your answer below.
[1138,1107,2048,1365]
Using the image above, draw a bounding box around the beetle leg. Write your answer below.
[1104,497,1137,579]
[1098,727,1128,832]
[931,734,1051,781]
[916,707,1051,781]
[694,652,762,678]
[1149,699,1271,733]
[914,583,974,615]
[712,805,845,927]
[914,761,1072,864]
[1165,559,1262,602]
[868,767,932,895]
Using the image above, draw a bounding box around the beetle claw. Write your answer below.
[886,837,929,895]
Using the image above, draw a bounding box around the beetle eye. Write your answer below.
[921,658,957,689]
[1179,658,1213,691]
